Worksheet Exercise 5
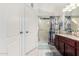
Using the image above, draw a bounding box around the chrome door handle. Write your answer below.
[26,31,29,33]
[20,32,23,34]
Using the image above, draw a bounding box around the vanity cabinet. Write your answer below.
[54,34,79,56]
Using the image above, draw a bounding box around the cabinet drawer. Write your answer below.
[65,38,76,47]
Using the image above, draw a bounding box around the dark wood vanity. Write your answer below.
[54,34,79,56]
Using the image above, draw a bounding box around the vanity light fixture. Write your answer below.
[63,5,70,12]
[63,3,77,12]
[72,19,78,25]
[76,3,79,7]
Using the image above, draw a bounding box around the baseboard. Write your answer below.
[0,49,8,56]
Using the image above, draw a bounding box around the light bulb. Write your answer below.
[39,20,41,23]
[67,8,72,11]
[76,3,79,7]
[63,9,67,12]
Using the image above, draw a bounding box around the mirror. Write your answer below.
[62,5,79,37]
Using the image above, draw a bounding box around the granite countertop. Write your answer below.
[56,34,79,41]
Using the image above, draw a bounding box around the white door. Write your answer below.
[23,6,38,55]
[7,4,25,56]
[20,6,38,55]
[7,4,38,56]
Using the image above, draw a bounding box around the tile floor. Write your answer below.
[25,42,62,56]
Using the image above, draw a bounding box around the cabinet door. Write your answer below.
[55,35,59,49]
[65,44,75,56]
[59,41,64,55]
[77,49,79,56]
[65,38,76,47]
[76,41,79,56]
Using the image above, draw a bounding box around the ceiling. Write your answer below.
[26,3,79,17]
[33,3,69,17]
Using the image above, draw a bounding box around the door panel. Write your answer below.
[24,6,38,54]
[7,4,38,55]
[7,4,24,56]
